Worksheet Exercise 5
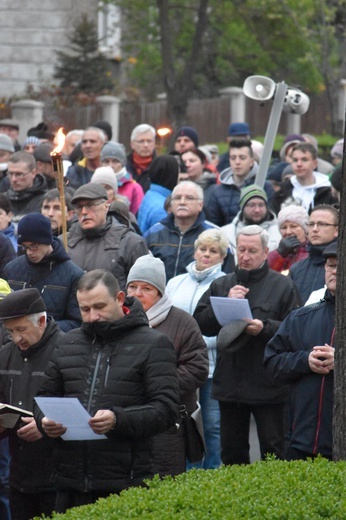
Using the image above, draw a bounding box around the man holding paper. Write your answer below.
[34,269,180,514]
[194,225,300,465]
[0,288,63,520]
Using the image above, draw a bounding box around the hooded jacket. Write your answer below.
[5,174,48,221]
[34,297,180,493]
[271,173,337,215]
[206,164,274,226]
[4,237,83,332]
[264,291,335,458]
[0,317,63,493]
[65,158,94,189]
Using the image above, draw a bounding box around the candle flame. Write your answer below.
[157,127,172,137]
[51,127,65,155]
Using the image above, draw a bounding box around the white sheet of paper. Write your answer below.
[35,397,106,441]
[210,297,253,326]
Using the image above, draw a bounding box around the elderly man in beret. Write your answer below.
[0,288,64,520]
[66,183,149,290]
[4,213,83,332]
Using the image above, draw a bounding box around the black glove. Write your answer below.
[277,236,301,258]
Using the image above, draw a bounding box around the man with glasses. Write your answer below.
[66,184,148,290]
[126,124,156,193]
[289,204,338,303]
[144,181,234,281]
[5,151,48,221]
[265,241,337,460]
[4,213,83,332]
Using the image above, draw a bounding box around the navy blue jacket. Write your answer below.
[4,238,83,331]
[144,211,234,281]
[264,291,335,458]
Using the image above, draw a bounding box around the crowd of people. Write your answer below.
[0,116,341,519]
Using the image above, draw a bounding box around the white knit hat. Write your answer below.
[91,166,118,194]
[277,205,309,233]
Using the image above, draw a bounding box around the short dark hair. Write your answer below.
[9,151,36,170]
[77,269,120,298]
[229,138,253,157]
[0,193,11,214]
[310,204,339,224]
[291,143,317,160]
[42,188,74,211]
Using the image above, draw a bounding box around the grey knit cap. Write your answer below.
[127,255,166,295]
[101,141,126,166]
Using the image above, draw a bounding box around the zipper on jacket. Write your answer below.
[173,234,184,278]
[104,357,111,388]
[87,339,101,414]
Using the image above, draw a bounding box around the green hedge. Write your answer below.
[36,458,346,519]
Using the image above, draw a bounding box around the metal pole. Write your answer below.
[255,82,287,188]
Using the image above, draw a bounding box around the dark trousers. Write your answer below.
[219,401,285,465]
[55,489,114,514]
[285,445,332,461]
[9,487,56,520]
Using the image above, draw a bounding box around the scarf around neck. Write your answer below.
[146,292,173,327]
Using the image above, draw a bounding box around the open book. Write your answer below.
[0,403,33,429]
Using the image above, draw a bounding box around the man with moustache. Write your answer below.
[66,184,148,290]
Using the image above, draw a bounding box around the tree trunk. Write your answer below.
[333,117,346,460]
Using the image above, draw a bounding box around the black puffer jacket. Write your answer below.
[4,238,83,332]
[0,318,63,492]
[194,263,301,404]
[67,216,149,290]
[34,297,180,493]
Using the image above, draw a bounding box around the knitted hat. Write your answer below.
[17,213,53,245]
[228,122,250,137]
[71,183,108,204]
[330,164,341,192]
[101,141,126,166]
[277,205,309,233]
[93,120,113,141]
[175,126,199,147]
[127,255,166,295]
[239,184,267,210]
[0,288,46,320]
[331,138,343,159]
[22,136,41,150]
[0,133,14,153]
[33,142,54,163]
[91,166,118,195]
[279,134,305,161]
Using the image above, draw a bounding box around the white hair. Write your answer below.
[27,311,47,325]
[131,124,156,141]
[236,225,269,249]
[172,180,204,201]
[83,127,106,143]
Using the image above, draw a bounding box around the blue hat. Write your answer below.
[228,122,250,136]
[175,126,199,147]
[18,213,53,245]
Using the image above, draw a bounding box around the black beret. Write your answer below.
[323,241,337,259]
[0,288,46,320]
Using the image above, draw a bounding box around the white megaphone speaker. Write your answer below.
[243,75,276,101]
[283,89,310,115]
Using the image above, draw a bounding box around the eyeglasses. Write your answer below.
[133,139,155,145]
[307,222,337,229]
[325,263,337,272]
[21,243,39,252]
[172,195,201,202]
[245,202,266,209]
[73,200,106,213]
[8,171,31,179]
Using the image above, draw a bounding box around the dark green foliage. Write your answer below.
[54,14,114,94]
[35,458,346,519]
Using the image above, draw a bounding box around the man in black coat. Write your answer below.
[0,288,64,520]
[194,225,300,465]
[34,269,180,514]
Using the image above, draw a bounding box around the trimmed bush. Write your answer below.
[36,458,346,519]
